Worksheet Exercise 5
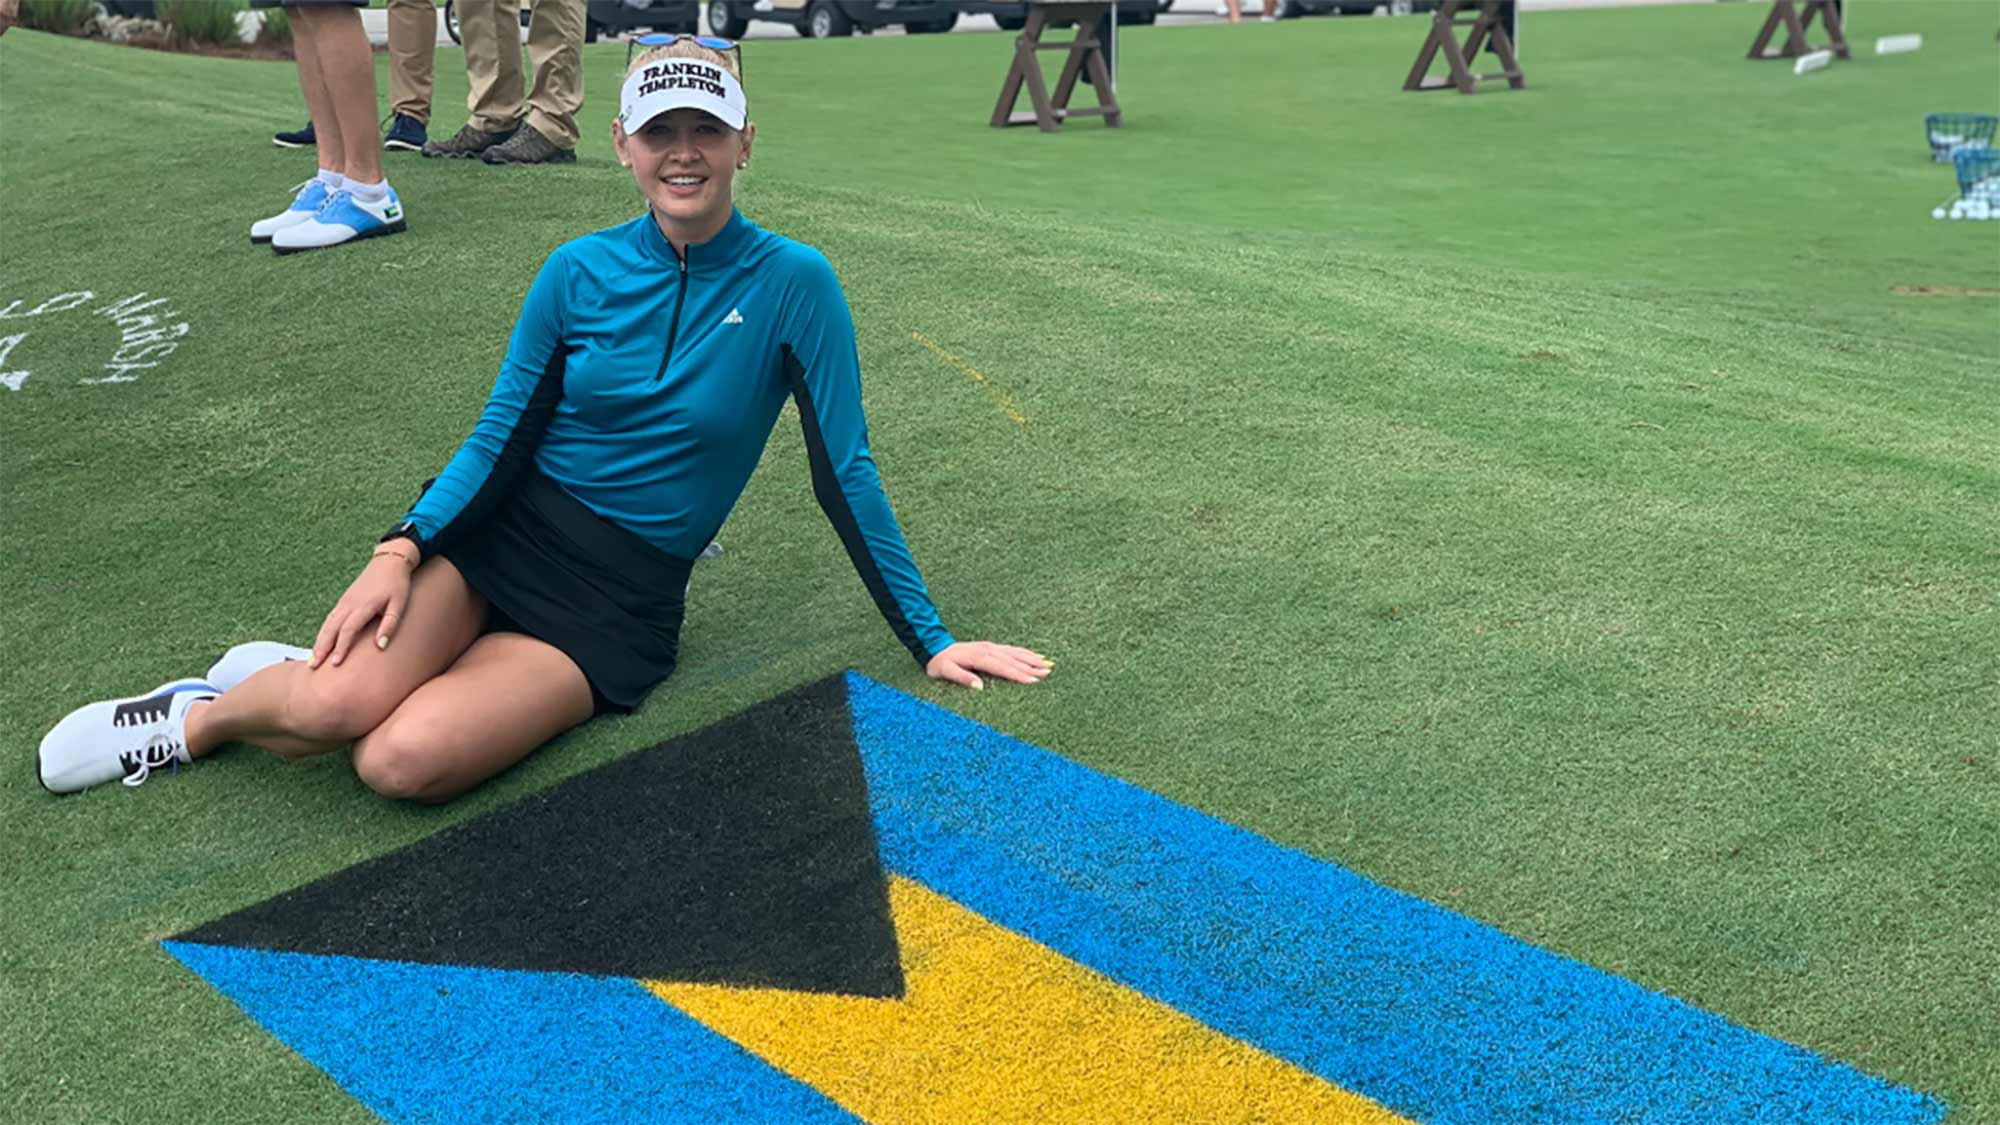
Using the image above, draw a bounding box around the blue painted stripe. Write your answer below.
[846,672,1944,1125]
[163,942,859,1125]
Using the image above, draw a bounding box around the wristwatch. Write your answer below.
[379,521,425,553]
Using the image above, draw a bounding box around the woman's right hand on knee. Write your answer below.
[311,547,420,669]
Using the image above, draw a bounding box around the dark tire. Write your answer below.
[995,12,1025,30]
[805,0,853,37]
[583,19,599,43]
[707,0,748,37]
[908,10,957,32]
[444,0,461,44]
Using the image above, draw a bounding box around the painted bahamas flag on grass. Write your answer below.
[165,673,1944,1124]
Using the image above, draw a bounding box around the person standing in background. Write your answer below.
[382,0,435,150]
[273,0,433,151]
[249,0,407,254]
[423,0,586,165]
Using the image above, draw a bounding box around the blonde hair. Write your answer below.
[625,39,744,88]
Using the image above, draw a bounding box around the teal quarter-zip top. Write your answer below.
[404,209,955,666]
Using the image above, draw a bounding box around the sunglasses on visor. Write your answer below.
[626,33,743,77]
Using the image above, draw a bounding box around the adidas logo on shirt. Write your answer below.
[723,308,744,325]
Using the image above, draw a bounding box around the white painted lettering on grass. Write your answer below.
[0,291,98,319]
[90,293,192,383]
[0,290,193,390]
[0,333,29,392]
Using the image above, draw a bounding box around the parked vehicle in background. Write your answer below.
[444,0,696,45]
[584,0,699,42]
[705,0,960,38]
[969,0,1170,31]
[1266,0,1437,17]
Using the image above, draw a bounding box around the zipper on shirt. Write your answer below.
[652,246,690,382]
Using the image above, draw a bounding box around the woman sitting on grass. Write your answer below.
[38,36,1049,800]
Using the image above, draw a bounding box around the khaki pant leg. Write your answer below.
[523,0,585,150]
[458,0,525,134]
[385,0,436,123]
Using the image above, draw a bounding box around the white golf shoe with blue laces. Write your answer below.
[271,186,407,255]
[249,179,332,245]
[37,678,218,794]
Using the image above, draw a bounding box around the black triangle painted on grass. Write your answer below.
[174,674,905,998]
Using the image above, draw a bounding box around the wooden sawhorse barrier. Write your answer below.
[1748,0,1849,61]
[1403,0,1523,95]
[992,1,1122,132]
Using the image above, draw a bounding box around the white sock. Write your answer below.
[317,168,342,189]
[344,177,389,203]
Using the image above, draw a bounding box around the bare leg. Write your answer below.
[350,631,594,803]
[183,558,488,760]
[294,4,385,184]
[1226,0,1243,22]
[291,6,345,175]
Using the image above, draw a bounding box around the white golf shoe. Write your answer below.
[206,641,312,693]
[271,186,406,255]
[37,678,217,794]
[250,179,332,245]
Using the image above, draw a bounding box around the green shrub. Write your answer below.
[20,0,97,35]
[253,6,291,48]
[163,0,245,47]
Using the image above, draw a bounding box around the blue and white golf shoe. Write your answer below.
[271,186,407,255]
[249,178,331,245]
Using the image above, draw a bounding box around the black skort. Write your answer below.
[439,470,693,716]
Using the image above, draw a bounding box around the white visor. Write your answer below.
[619,59,747,133]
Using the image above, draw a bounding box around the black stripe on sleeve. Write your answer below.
[781,345,933,667]
[425,351,568,556]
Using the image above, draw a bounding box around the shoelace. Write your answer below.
[314,188,353,218]
[119,732,182,788]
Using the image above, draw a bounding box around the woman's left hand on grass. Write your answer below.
[926,642,1052,691]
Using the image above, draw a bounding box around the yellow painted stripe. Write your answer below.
[646,878,1411,1125]
[909,330,1028,428]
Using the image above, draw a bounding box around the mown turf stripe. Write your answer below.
[162,942,859,1125]
[648,876,1408,1125]
[846,673,1945,1124]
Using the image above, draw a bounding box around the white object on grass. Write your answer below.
[1933,206,1947,220]
[1792,49,1833,76]
[1875,34,1922,55]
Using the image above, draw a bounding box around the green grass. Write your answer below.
[3,5,1998,1121]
